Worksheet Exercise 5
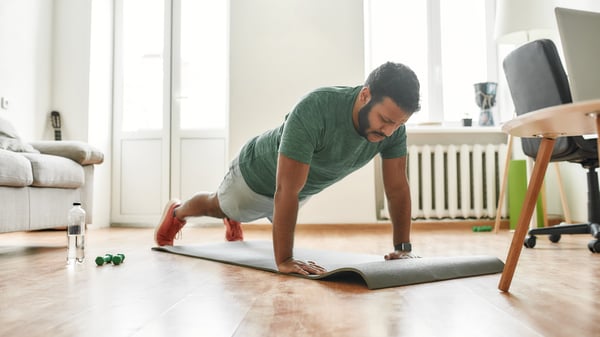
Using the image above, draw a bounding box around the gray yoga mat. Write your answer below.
[152,241,504,290]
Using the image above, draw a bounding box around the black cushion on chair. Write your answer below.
[503,39,598,166]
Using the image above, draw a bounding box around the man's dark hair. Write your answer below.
[365,62,421,115]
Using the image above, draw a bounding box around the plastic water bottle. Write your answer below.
[67,202,86,264]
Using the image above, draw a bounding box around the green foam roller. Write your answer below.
[508,160,528,230]
[508,160,545,230]
[472,225,492,232]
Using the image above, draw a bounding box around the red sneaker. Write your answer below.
[223,218,244,241]
[155,199,186,246]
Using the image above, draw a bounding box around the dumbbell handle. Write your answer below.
[95,254,113,266]
[111,253,126,265]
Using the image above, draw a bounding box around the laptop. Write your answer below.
[555,7,600,102]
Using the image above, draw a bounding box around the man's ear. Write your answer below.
[361,86,371,104]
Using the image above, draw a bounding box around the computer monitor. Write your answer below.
[556,7,600,102]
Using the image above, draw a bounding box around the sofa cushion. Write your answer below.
[29,141,104,165]
[22,153,84,188]
[0,149,33,186]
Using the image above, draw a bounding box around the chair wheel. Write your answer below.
[588,240,600,253]
[524,236,537,248]
[549,233,561,243]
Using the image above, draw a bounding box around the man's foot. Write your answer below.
[223,218,244,241]
[154,199,187,246]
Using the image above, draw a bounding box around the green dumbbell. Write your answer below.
[95,254,113,266]
[472,225,493,232]
[111,253,126,265]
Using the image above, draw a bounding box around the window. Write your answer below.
[365,0,498,125]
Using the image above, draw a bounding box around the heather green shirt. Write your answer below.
[238,86,407,199]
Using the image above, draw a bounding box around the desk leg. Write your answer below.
[498,137,555,292]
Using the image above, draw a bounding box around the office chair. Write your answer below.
[503,39,600,253]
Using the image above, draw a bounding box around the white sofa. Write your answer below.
[0,117,103,232]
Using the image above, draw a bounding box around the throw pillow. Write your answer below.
[0,115,20,138]
[0,136,39,153]
[0,116,39,153]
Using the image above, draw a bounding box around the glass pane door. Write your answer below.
[177,0,228,130]
[112,0,229,225]
[170,0,229,206]
[121,0,165,132]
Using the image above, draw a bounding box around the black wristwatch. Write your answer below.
[394,242,412,252]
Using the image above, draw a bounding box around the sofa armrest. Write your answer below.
[28,141,104,165]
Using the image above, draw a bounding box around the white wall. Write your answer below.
[51,0,112,228]
[87,0,113,228]
[229,0,373,224]
[0,0,52,139]
[52,0,91,141]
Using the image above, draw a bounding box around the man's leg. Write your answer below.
[154,192,225,246]
[155,157,273,245]
[175,192,243,241]
[154,199,186,246]
[175,192,226,219]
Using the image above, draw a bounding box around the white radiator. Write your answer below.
[379,143,508,220]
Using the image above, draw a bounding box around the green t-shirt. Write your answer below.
[238,86,407,199]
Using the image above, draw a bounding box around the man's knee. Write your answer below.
[209,193,227,218]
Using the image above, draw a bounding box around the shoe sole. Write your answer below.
[154,199,180,246]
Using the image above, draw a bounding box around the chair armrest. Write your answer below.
[28,141,104,165]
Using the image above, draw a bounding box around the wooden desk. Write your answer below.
[499,99,600,292]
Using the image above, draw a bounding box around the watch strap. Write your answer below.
[394,242,412,252]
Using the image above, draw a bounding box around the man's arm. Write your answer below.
[272,153,326,275]
[381,156,417,259]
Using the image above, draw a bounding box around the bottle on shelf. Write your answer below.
[67,202,86,264]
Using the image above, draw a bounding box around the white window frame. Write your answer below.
[364,0,504,125]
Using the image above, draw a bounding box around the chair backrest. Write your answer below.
[503,39,596,163]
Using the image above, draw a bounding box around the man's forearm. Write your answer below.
[387,193,412,245]
[272,191,300,265]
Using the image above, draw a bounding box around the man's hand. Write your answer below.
[384,251,421,260]
[277,258,327,276]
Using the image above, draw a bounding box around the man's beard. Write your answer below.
[357,100,386,140]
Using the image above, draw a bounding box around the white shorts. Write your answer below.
[217,158,309,223]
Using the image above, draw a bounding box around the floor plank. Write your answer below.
[1,223,599,337]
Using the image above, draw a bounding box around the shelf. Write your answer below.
[405,124,507,146]
[407,125,503,134]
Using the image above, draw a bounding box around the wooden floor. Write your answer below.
[1,222,599,337]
